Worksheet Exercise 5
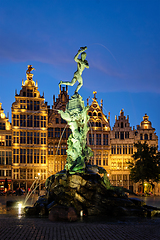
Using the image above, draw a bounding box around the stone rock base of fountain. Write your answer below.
[24,172,160,221]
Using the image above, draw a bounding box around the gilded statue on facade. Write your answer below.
[59,46,89,93]
[26,65,35,75]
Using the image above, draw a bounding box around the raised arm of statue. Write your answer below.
[58,110,71,122]
[74,46,87,63]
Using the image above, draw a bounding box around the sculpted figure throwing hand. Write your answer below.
[59,46,89,93]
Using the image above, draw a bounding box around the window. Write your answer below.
[125,132,129,139]
[121,122,123,128]
[20,149,26,163]
[13,114,19,126]
[41,149,46,164]
[27,149,33,163]
[115,132,119,139]
[67,129,71,137]
[55,145,60,155]
[117,145,122,154]
[61,145,66,155]
[111,145,116,154]
[27,100,33,110]
[20,100,26,109]
[41,133,46,144]
[20,169,26,179]
[140,134,143,140]
[48,128,53,138]
[27,115,33,127]
[6,170,11,177]
[0,151,5,164]
[89,133,94,145]
[13,149,19,163]
[34,115,39,127]
[27,169,33,179]
[27,132,33,144]
[6,135,11,146]
[34,149,39,164]
[13,131,19,144]
[96,152,101,166]
[48,144,53,155]
[34,101,40,111]
[61,128,66,139]
[55,128,60,138]
[20,114,26,127]
[0,135,5,146]
[13,169,19,179]
[56,118,59,124]
[41,116,46,128]
[103,152,108,166]
[20,132,26,144]
[6,151,12,165]
[103,134,108,145]
[128,145,133,154]
[120,132,124,139]
[88,112,92,116]
[96,134,101,145]
[123,145,127,154]
[150,133,152,140]
[0,122,5,130]
[27,89,33,97]
[144,134,148,140]
[34,132,39,144]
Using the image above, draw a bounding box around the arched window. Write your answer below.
[93,112,97,116]
[144,134,148,140]
[88,112,92,116]
[98,112,101,117]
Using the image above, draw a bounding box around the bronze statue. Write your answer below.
[59,47,89,93]
[26,65,35,74]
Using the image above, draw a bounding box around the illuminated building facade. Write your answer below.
[87,91,110,172]
[11,66,48,190]
[0,103,12,190]
[48,86,70,175]
[0,66,159,193]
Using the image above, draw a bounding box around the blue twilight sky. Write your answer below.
[0,0,160,147]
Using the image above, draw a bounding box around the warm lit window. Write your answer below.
[34,149,39,164]
[20,114,26,127]
[48,128,53,138]
[20,149,26,163]
[27,149,33,163]
[41,116,46,128]
[34,132,39,144]
[0,135,5,146]
[61,145,66,155]
[103,152,108,166]
[55,128,60,138]
[96,152,101,166]
[41,149,46,164]
[13,114,19,126]
[27,132,33,144]
[13,149,19,163]
[48,144,53,155]
[103,134,108,145]
[96,134,101,145]
[20,132,26,144]
[34,115,39,127]
[41,133,46,144]
[89,133,94,145]
[20,169,26,179]
[27,115,33,127]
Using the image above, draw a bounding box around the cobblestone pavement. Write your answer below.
[0,196,160,240]
[0,215,160,240]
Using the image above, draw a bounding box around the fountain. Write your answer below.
[24,47,160,221]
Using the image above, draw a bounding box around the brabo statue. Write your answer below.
[58,46,93,173]
[59,46,89,93]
